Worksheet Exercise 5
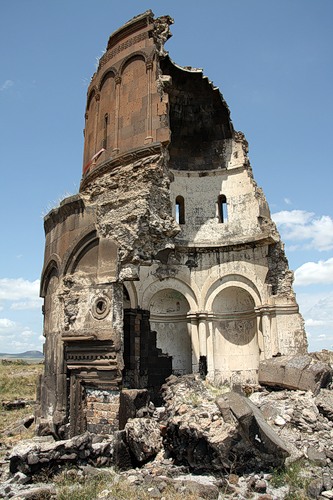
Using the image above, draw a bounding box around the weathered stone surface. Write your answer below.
[125,418,162,463]
[3,415,34,436]
[161,375,288,473]
[2,400,27,410]
[217,392,290,461]
[10,485,56,499]
[249,387,333,466]
[119,389,150,430]
[307,445,327,465]
[9,432,113,476]
[307,477,324,498]
[259,355,332,394]
[315,389,333,420]
[36,9,308,437]
[112,430,133,470]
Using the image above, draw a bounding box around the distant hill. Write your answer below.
[0,350,44,359]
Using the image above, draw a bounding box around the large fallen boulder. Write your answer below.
[259,355,332,394]
[125,417,162,463]
[161,374,289,473]
[118,388,150,430]
[216,392,289,464]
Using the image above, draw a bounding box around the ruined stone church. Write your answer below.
[37,11,307,437]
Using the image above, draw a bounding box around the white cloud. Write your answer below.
[21,329,35,338]
[273,210,313,226]
[10,300,42,310]
[0,318,16,332]
[284,198,292,205]
[295,258,333,286]
[9,340,33,350]
[272,210,333,251]
[296,291,333,351]
[0,79,13,91]
[305,318,328,327]
[0,278,41,310]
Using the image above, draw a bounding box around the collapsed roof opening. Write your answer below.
[160,56,234,171]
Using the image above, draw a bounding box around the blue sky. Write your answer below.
[0,0,332,353]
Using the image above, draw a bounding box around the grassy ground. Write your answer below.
[0,360,43,449]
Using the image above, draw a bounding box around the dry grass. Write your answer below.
[0,360,43,451]
[54,470,200,500]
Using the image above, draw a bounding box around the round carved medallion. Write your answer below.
[91,296,110,320]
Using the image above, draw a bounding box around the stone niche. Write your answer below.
[37,10,307,438]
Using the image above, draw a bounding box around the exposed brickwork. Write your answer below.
[85,388,120,434]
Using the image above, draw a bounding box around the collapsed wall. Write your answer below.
[37,10,307,438]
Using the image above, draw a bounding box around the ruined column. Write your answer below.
[260,306,273,359]
[113,76,121,154]
[145,60,153,144]
[206,317,215,380]
[187,313,200,373]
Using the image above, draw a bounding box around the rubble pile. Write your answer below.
[2,361,333,498]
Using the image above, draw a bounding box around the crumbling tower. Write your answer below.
[38,11,307,438]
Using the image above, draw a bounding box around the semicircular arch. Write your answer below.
[62,227,97,275]
[119,52,146,75]
[123,281,138,309]
[141,278,199,312]
[204,274,262,311]
[40,254,61,297]
[99,67,117,91]
[86,88,96,111]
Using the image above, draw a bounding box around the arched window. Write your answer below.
[175,196,185,224]
[218,194,228,223]
[102,113,109,149]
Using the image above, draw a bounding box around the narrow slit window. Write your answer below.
[176,195,185,224]
[102,113,109,149]
[218,194,228,223]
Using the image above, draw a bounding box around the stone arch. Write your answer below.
[119,52,147,75]
[204,273,262,312]
[118,54,148,150]
[41,262,60,337]
[211,284,260,386]
[63,229,98,276]
[149,288,192,376]
[86,87,96,111]
[96,70,116,151]
[123,281,138,309]
[141,278,199,312]
[98,67,117,91]
[84,87,99,167]
[40,254,61,298]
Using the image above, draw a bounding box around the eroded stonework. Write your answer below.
[37,10,307,438]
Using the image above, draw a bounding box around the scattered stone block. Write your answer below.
[119,389,150,430]
[307,477,324,498]
[259,355,332,394]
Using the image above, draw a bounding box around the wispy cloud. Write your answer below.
[0,318,16,332]
[10,300,42,310]
[0,278,41,310]
[0,320,42,352]
[272,210,333,251]
[296,291,333,351]
[295,257,333,286]
[0,79,14,91]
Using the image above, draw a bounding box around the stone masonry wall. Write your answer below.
[85,388,120,434]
